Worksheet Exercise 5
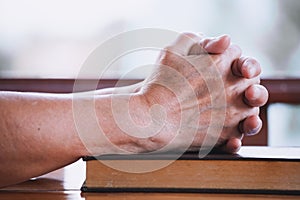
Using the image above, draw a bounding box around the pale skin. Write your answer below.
[0,33,268,187]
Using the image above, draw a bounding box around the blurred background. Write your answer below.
[0,0,299,146]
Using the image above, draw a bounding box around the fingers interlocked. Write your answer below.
[159,32,269,153]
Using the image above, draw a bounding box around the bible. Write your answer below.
[81,147,300,194]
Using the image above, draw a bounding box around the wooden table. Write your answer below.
[0,160,299,200]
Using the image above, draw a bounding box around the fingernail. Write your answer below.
[248,65,256,78]
[211,35,224,42]
[204,38,216,48]
[250,86,261,100]
[245,126,260,136]
[243,59,256,78]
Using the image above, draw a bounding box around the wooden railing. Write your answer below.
[1,78,300,146]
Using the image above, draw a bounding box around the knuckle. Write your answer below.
[239,56,249,66]
[246,57,260,66]
[159,52,172,66]
[163,45,172,52]
[163,45,176,54]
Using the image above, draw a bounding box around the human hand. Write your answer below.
[189,34,268,153]
[135,33,268,153]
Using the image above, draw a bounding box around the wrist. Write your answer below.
[82,93,160,155]
[132,89,181,152]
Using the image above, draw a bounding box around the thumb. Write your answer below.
[201,34,231,54]
[188,34,231,55]
[166,32,201,56]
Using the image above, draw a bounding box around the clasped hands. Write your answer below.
[132,33,269,154]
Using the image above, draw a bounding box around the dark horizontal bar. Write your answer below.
[0,78,142,93]
[0,78,299,103]
[261,78,300,104]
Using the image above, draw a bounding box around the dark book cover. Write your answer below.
[81,147,300,194]
[83,146,300,161]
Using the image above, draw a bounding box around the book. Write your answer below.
[81,147,300,194]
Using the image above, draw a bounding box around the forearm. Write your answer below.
[0,92,87,187]
[0,89,150,187]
